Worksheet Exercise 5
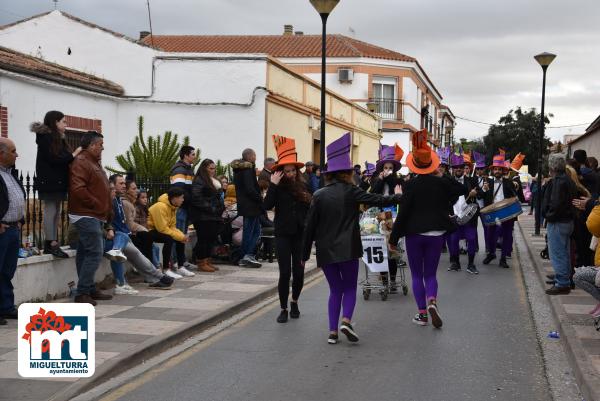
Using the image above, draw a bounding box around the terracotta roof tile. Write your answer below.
[0,46,124,96]
[143,34,415,62]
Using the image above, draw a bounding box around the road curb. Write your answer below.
[517,220,600,401]
[48,263,322,401]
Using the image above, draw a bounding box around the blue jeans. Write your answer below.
[0,227,19,314]
[74,218,103,295]
[171,208,187,265]
[241,216,261,258]
[104,232,130,286]
[547,221,574,288]
[152,244,160,268]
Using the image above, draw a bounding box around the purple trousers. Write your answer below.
[322,260,359,332]
[405,234,445,311]
[489,219,514,259]
[449,225,477,258]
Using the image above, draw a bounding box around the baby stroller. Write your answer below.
[212,205,244,265]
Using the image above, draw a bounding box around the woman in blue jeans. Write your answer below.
[542,154,578,295]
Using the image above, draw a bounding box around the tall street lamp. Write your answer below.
[310,0,340,168]
[533,52,556,235]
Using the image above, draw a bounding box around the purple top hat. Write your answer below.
[323,132,353,173]
[376,145,402,171]
[437,146,451,165]
[364,161,375,176]
[472,151,486,169]
[450,153,465,167]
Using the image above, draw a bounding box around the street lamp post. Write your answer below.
[533,52,556,235]
[309,0,340,168]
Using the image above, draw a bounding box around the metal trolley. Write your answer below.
[359,235,409,301]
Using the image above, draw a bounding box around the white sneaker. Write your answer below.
[105,249,127,262]
[165,269,183,280]
[176,266,195,277]
[182,261,197,271]
[114,284,139,295]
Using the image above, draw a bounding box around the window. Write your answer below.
[65,130,84,151]
[371,78,398,120]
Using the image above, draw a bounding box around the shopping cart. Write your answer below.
[359,234,408,301]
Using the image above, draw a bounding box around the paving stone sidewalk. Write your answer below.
[0,259,318,401]
[517,214,600,401]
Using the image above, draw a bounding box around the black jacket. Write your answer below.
[188,176,224,222]
[263,182,310,236]
[31,123,73,194]
[302,180,401,265]
[452,174,483,227]
[369,174,403,195]
[483,177,518,206]
[542,173,577,223]
[232,159,262,217]
[390,174,466,242]
[0,167,25,224]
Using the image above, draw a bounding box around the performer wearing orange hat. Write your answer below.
[264,135,312,323]
[390,130,466,328]
[481,153,519,268]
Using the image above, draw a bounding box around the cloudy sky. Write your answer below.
[1,0,598,141]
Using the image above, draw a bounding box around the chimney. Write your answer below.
[139,31,151,40]
[283,25,293,36]
[295,31,304,36]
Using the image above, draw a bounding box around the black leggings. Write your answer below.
[193,220,222,260]
[130,231,154,262]
[380,258,398,282]
[149,230,185,269]
[276,234,305,310]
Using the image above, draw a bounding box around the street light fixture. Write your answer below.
[533,52,556,236]
[309,0,340,167]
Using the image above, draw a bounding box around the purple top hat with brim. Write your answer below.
[364,161,375,176]
[473,151,486,169]
[437,146,451,166]
[450,153,465,167]
[323,132,353,173]
[376,145,402,172]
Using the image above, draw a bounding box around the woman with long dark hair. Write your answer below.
[263,136,312,323]
[190,159,225,273]
[31,111,82,257]
[303,133,402,344]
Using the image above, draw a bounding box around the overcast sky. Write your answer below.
[1,0,598,142]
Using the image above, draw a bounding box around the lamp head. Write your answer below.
[309,0,340,15]
[534,52,556,68]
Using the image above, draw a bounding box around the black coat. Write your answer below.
[0,167,25,223]
[232,159,262,217]
[32,123,73,194]
[541,174,577,223]
[390,174,466,242]
[302,180,401,265]
[188,176,224,222]
[263,182,310,237]
[369,174,403,195]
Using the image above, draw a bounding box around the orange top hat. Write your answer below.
[406,129,440,175]
[489,153,509,170]
[394,144,404,162]
[463,151,473,165]
[271,135,304,171]
[510,152,526,171]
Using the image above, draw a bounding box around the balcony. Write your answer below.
[368,98,402,121]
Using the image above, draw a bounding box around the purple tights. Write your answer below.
[405,233,445,311]
[322,260,359,332]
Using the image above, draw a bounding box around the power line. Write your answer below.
[454,115,589,129]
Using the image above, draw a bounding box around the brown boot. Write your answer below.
[206,258,219,271]
[196,258,215,273]
[74,294,97,306]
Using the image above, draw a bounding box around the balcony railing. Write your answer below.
[368,98,402,121]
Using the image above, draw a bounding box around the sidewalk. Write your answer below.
[0,259,319,401]
[517,214,600,401]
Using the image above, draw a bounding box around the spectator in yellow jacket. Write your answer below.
[148,187,190,279]
[573,202,600,317]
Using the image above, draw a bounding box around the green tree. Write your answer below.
[483,107,552,175]
[106,116,200,178]
[215,159,232,180]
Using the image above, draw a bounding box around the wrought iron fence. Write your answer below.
[17,171,171,248]
[369,97,402,121]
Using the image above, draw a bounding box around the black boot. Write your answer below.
[467,255,479,274]
[277,309,288,323]
[499,258,510,269]
[290,302,300,319]
[482,253,496,265]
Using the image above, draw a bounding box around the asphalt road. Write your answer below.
[104,243,551,401]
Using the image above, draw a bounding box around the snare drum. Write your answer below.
[480,197,523,226]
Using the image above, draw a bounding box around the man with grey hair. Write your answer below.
[231,148,262,267]
[258,157,276,188]
[542,153,578,295]
[0,138,25,324]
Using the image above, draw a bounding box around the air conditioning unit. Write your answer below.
[338,68,354,83]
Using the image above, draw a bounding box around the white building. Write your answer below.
[0,11,380,174]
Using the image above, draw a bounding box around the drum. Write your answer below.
[480,197,523,226]
[456,203,479,226]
